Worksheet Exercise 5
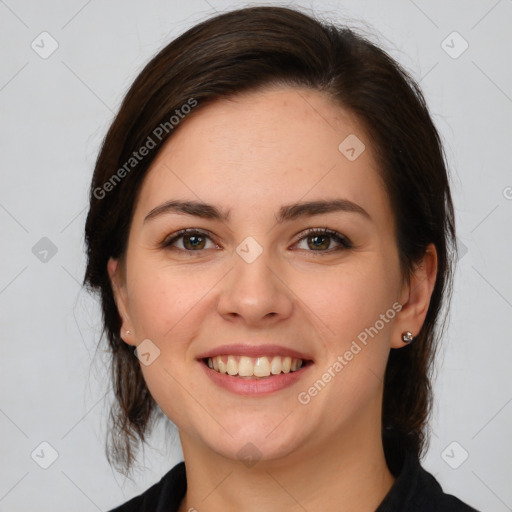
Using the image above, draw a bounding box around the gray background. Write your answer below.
[1,0,511,510]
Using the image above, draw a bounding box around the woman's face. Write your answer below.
[109,86,430,464]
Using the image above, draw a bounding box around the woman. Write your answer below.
[84,6,479,511]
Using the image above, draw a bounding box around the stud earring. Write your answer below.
[125,330,131,335]
[401,331,414,344]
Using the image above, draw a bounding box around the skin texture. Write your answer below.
[108,86,437,512]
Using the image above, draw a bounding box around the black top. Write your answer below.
[108,451,480,511]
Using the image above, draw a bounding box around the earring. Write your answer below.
[125,330,131,335]
[401,331,414,344]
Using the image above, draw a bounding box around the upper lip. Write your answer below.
[196,344,313,361]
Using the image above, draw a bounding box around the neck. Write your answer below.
[177,408,395,511]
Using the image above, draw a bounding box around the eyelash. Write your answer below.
[161,227,353,255]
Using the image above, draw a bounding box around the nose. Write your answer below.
[217,246,294,327]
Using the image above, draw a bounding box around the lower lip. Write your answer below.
[199,360,313,396]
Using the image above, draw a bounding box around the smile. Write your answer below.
[205,355,304,379]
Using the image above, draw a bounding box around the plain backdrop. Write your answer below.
[1,1,511,510]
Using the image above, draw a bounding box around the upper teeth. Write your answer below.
[207,355,303,378]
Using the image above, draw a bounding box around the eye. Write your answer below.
[162,229,219,252]
[294,227,352,253]
[161,227,352,254]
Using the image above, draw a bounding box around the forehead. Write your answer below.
[132,86,391,227]
[161,86,365,166]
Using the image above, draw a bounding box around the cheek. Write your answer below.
[293,257,399,345]
[127,262,215,343]
[291,257,398,407]
[128,265,212,429]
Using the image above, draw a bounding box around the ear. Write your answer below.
[390,243,438,349]
[107,256,137,346]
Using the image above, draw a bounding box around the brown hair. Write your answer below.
[83,5,456,476]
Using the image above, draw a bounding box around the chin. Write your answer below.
[195,412,312,465]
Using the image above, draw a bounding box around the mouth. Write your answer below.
[201,355,313,379]
[196,344,314,395]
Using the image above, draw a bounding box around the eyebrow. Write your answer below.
[143,198,371,224]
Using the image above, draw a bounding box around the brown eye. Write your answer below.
[182,233,207,250]
[295,228,352,252]
[307,234,330,250]
[163,229,218,252]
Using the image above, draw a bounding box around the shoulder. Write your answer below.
[412,465,480,511]
[377,450,480,512]
[107,461,187,512]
